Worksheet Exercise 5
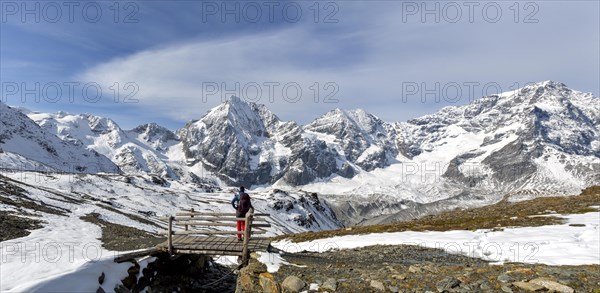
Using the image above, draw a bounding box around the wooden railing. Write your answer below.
[159,208,270,265]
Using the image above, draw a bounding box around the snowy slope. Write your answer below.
[0,170,342,291]
[0,102,120,173]
[26,111,179,178]
[301,81,600,224]
[274,208,600,266]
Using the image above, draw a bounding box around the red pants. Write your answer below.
[237,220,245,239]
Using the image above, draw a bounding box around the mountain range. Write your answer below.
[1,81,599,224]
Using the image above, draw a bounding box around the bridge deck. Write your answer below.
[156,235,271,256]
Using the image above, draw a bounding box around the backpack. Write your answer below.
[236,192,252,217]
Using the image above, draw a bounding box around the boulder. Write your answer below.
[281,276,306,293]
[259,272,280,293]
[321,278,337,291]
[370,280,385,291]
[529,278,574,293]
[512,281,544,292]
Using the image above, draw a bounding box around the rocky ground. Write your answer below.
[260,245,600,292]
[80,213,165,251]
[254,187,600,293]
[0,211,43,242]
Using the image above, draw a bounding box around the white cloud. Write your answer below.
[76,1,599,124]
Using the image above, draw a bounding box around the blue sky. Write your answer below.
[1,1,599,130]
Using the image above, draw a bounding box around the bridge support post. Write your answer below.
[185,208,194,231]
[241,208,254,266]
[168,215,174,255]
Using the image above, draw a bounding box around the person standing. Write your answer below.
[231,186,252,240]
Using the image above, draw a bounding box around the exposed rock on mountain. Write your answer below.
[0,102,120,173]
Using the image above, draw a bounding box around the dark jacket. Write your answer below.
[236,192,252,217]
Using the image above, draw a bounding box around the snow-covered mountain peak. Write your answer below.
[307,108,388,135]
[131,123,178,142]
[197,96,280,137]
[0,102,120,173]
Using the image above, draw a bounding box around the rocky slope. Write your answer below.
[244,245,597,293]
[0,103,120,173]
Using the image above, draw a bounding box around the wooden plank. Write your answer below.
[174,222,238,227]
[174,249,243,256]
[172,242,243,251]
[178,230,244,235]
[113,248,161,263]
[177,235,194,245]
[176,216,248,221]
[175,212,270,217]
[160,230,243,236]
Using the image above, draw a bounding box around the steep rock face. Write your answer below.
[129,123,179,152]
[180,97,289,186]
[179,97,354,186]
[304,109,398,171]
[0,103,120,173]
[281,138,341,186]
[264,189,341,231]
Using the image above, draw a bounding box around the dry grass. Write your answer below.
[275,186,600,243]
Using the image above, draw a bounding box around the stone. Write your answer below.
[114,285,131,293]
[238,272,260,292]
[497,274,513,283]
[98,272,105,285]
[127,264,140,275]
[501,285,514,293]
[121,275,136,290]
[436,277,461,292]
[259,272,280,293]
[512,281,545,292]
[281,276,306,293]
[408,265,423,273]
[392,274,407,280]
[389,285,400,293]
[242,261,268,275]
[321,278,337,291]
[370,280,385,291]
[479,281,492,290]
[529,278,574,293]
[507,268,535,275]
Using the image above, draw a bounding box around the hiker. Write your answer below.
[231,186,252,240]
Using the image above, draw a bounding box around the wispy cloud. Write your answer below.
[3,1,598,127]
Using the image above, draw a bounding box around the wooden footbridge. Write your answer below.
[115,208,272,266]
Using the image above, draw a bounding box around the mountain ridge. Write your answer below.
[2,81,598,211]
